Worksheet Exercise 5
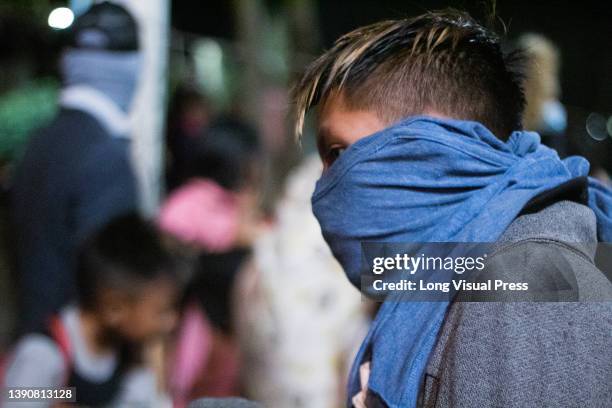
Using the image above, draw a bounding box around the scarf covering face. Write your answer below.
[61,49,141,113]
[311,116,612,408]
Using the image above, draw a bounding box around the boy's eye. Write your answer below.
[324,146,346,168]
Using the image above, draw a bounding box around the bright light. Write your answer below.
[48,7,74,30]
[194,39,225,96]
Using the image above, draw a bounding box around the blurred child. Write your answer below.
[2,213,181,407]
[159,116,264,406]
[165,86,211,191]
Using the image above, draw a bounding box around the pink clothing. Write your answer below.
[169,302,212,408]
[159,179,239,252]
[169,302,241,408]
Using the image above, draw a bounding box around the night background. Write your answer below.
[169,0,612,170]
[172,0,612,114]
[0,1,611,406]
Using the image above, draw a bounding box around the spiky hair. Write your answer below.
[292,10,525,140]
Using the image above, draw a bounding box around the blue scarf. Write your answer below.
[311,116,612,408]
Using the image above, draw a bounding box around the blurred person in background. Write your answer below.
[165,85,212,192]
[293,10,612,408]
[517,33,569,156]
[234,155,370,408]
[159,116,264,407]
[11,2,140,333]
[3,214,181,407]
[517,33,611,184]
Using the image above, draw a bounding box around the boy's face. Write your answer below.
[317,92,385,170]
[316,92,447,170]
[104,279,179,343]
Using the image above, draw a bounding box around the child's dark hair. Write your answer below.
[186,116,261,190]
[76,213,179,311]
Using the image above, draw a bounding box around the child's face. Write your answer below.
[316,91,447,171]
[317,92,385,170]
[108,279,179,343]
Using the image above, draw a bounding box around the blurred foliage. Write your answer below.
[0,4,61,87]
[262,0,283,13]
[0,78,58,161]
[0,0,53,19]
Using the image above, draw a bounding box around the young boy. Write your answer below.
[292,9,612,408]
[3,214,181,407]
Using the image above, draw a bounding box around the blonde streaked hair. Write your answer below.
[292,10,525,141]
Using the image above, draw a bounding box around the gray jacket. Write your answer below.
[419,201,612,407]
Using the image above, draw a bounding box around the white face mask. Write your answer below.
[540,99,567,134]
[61,49,142,114]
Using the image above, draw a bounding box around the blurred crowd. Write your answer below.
[0,1,610,408]
[0,3,368,407]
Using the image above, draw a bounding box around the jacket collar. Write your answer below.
[501,200,598,261]
[59,85,131,138]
